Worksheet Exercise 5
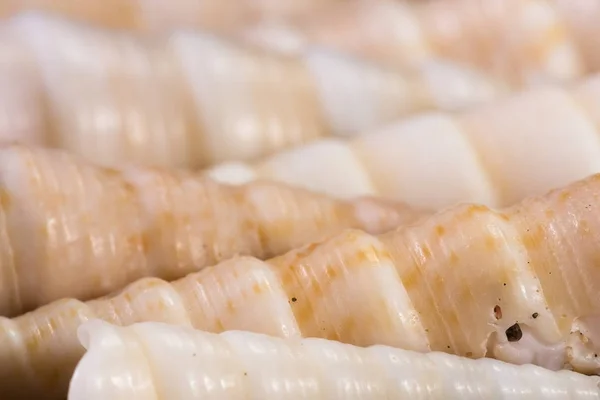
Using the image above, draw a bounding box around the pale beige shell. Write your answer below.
[296,0,600,85]
[3,0,596,85]
[1,173,599,398]
[0,0,343,31]
[208,72,600,209]
[0,12,502,168]
[0,145,424,318]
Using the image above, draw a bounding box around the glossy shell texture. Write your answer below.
[208,72,600,209]
[0,145,423,317]
[68,320,600,399]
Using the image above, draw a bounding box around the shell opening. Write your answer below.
[487,323,566,371]
[486,314,600,374]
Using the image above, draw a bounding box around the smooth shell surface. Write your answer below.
[208,72,600,209]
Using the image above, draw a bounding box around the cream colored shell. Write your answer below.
[0,0,344,31]
[0,13,501,168]
[296,0,600,85]
[2,0,597,84]
[0,145,423,317]
[208,73,600,209]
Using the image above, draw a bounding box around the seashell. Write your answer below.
[68,319,600,399]
[208,72,600,209]
[0,144,423,318]
[0,0,342,31]
[2,173,600,398]
[293,0,600,85]
[236,23,504,119]
[3,0,597,86]
[0,12,503,167]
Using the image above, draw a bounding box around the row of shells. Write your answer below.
[2,0,600,399]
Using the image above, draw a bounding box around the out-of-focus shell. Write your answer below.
[0,0,344,31]
[0,13,503,168]
[2,0,597,85]
[297,0,600,85]
[208,72,600,209]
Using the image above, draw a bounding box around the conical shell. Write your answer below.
[0,13,503,167]
[208,72,600,209]
[68,320,600,399]
[0,145,424,317]
[297,0,600,85]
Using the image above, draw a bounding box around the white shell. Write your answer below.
[69,319,600,400]
[0,12,503,168]
[207,73,600,209]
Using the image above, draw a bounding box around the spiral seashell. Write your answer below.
[0,144,423,318]
[208,72,600,209]
[0,12,502,168]
[0,0,343,31]
[293,0,600,85]
[68,319,600,399]
[2,0,597,84]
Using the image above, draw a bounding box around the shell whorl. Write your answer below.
[0,145,422,318]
